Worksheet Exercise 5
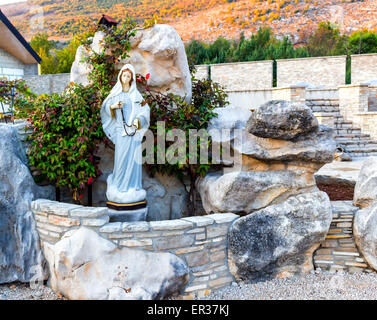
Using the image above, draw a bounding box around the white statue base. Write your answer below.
[108,207,148,222]
[106,183,147,204]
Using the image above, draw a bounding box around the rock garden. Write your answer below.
[1,19,377,301]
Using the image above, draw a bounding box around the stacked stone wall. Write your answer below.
[313,201,373,273]
[31,199,239,299]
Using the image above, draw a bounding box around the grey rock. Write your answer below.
[198,170,317,215]
[228,191,332,280]
[246,100,319,140]
[143,171,188,221]
[354,202,377,272]
[315,160,364,187]
[44,227,189,299]
[0,124,54,284]
[354,157,377,208]
[237,125,335,163]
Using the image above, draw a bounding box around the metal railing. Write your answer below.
[0,82,15,124]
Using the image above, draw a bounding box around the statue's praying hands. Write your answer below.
[110,101,124,110]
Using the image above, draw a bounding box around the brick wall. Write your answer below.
[31,199,239,299]
[210,60,273,90]
[277,56,346,87]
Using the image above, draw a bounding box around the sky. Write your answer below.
[0,0,27,5]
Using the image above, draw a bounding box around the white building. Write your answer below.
[0,9,40,80]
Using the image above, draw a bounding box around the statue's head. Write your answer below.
[120,68,133,86]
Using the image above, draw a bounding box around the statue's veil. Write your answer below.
[101,64,143,142]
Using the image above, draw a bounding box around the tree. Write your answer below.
[348,30,377,54]
[30,32,56,54]
[185,40,208,65]
[306,22,344,56]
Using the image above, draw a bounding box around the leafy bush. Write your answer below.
[26,84,104,201]
[143,69,228,214]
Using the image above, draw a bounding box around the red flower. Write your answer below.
[79,194,84,199]
[146,73,150,80]
[87,177,94,185]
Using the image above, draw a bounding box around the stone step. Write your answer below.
[346,146,377,153]
[348,151,377,158]
[311,106,340,111]
[334,123,356,129]
[341,143,377,150]
[313,112,341,117]
[334,119,353,124]
[334,129,363,135]
[335,137,373,144]
[306,99,339,105]
[334,132,370,138]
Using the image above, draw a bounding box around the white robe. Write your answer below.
[100,65,150,204]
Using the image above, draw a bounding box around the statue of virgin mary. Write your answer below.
[101,64,150,208]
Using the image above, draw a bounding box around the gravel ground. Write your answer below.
[2,271,377,300]
[200,271,377,300]
[0,282,63,300]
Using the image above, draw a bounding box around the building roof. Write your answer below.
[0,10,41,64]
[98,14,118,28]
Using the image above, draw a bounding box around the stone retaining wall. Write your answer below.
[23,73,70,95]
[313,201,373,273]
[194,65,209,80]
[351,53,377,84]
[277,55,346,87]
[31,199,239,299]
[210,60,274,90]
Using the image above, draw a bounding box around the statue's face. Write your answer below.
[120,70,132,86]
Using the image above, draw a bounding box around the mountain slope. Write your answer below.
[0,0,376,42]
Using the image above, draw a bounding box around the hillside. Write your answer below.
[1,0,377,42]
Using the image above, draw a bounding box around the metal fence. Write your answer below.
[0,83,15,124]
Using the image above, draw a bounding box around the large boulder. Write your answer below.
[246,100,319,140]
[71,24,191,103]
[0,124,54,284]
[354,157,377,208]
[44,227,189,300]
[199,100,335,215]
[198,170,317,215]
[354,202,377,272]
[237,126,335,164]
[228,191,332,280]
